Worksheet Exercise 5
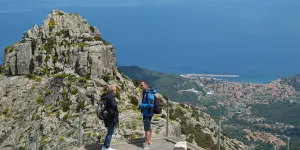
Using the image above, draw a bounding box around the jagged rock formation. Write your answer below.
[0,10,248,150]
[3,10,116,78]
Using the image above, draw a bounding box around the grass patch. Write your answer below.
[54,73,69,79]
[59,137,64,142]
[2,109,8,115]
[39,136,48,149]
[36,96,44,105]
[71,88,78,95]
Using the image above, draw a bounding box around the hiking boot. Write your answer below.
[143,142,152,147]
[102,147,116,150]
[143,145,150,150]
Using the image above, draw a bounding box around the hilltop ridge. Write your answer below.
[3,10,116,78]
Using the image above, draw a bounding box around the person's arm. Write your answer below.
[107,97,117,113]
[139,93,154,108]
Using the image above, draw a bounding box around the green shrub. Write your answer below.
[0,65,4,74]
[2,109,8,115]
[115,87,121,99]
[131,134,137,139]
[36,96,44,105]
[4,46,11,54]
[58,11,64,15]
[89,26,95,32]
[33,77,41,82]
[8,46,14,53]
[62,90,68,96]
[71,88,78,95]
[36,54,43,65]
[60,97,72,112]
[54,73,68,79]
[53,56,58,64]
[79,42,85,50]
[63,114,68,121]
[64,41,70,47]
[77,100,85,110]
[187,134,194,143]
[68,75,77,82]
[45,55,50,62]
[48,18,55,31]
[59,137,64,142]
[45,90,52,96]
[78,77,87,84]
[55,32,62,36]
[83,21,87,24]
[130,95,139,106]
[39,136,48,149]
[35,115,41,120]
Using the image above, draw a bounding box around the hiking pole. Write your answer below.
[166,98,169,137]
[217,117,222,150]
[35,124,39,150]
[78,108,82,147]
[288,137,290,150]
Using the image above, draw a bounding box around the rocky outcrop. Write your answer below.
[3,10,116,78]
[0,10,248,150]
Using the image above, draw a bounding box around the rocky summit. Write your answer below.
[3,10,116,78]
[0,10,248,150]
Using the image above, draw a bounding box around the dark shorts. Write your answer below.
[143,116,152,131]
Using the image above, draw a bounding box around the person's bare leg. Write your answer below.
[146,131,151,144]
[149,130,152,144]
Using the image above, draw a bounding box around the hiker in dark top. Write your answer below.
[101,84,119,150]
[138,80,156,148]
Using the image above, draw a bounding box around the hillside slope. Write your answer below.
[119,65,300,149]
[118,66,205,104]
[0,10,247,150]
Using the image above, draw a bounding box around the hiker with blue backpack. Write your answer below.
[138,80,162,148]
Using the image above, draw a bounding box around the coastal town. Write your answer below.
[179,74,300,148]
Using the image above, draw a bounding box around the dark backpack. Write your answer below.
[153,94,162,114]
[147,89,162,114]
[96,96,108,120]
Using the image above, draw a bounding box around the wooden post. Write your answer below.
[166,98,169,137]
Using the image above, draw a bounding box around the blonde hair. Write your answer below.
[107,84,117,92]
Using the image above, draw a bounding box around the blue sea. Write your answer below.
[0,0,299,83]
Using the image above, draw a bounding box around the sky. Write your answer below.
[0,0,300,82]
[0,0,191,13]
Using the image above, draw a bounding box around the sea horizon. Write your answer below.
[120,65,297,84]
